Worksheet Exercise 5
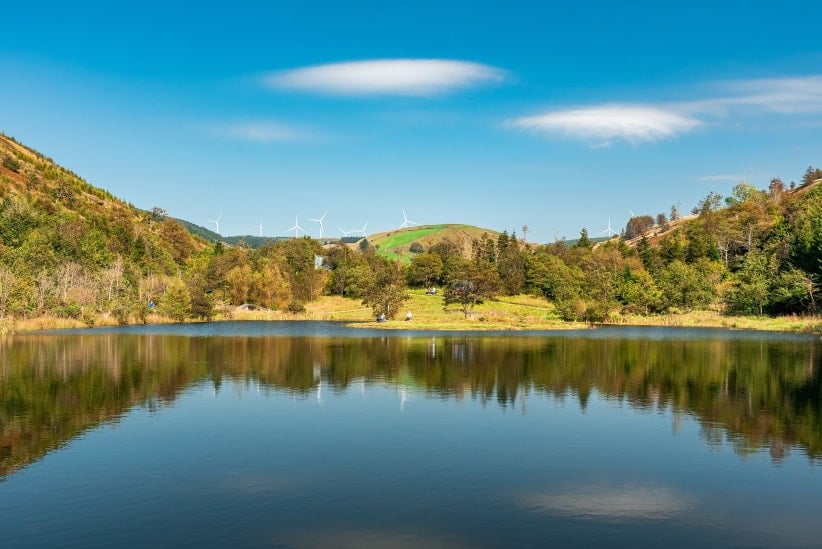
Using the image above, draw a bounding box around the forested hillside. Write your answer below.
[0,133,214,324]
[1,132,820,328]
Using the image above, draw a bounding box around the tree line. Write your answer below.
[1,133,821,325]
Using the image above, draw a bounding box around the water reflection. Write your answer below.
[519,484,694,520]
[1,327,821,480]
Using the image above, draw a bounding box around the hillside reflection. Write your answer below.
[2,331,821,478]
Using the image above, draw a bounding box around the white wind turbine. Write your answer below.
[207,213,223,235]
[308,210,328,239]
[600,218,618,237]
[286,215,305,238]
[398,209,418,229]
[258,221,264,237]
[628,209,637,218]
[358,222,368,237]
[340,228,354,237]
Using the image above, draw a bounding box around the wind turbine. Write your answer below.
[399,209,418,229]
[628,209,636,218]
[340,228,354,237]
[258,221,264,237]
[308,210,328,239]
[600,218,618,237]
[359,222,368,237]
[286,215,305,238]
[207,213,223,235]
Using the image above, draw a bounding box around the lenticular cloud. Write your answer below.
[509,105,702,144]
[265,59,506,96]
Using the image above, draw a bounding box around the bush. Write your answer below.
[287,300,306,313]
[2,155,21,173]
[55,303,82,319]
[81,309,96,327]
[409,241,424,254]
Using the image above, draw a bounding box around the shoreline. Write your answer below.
[3,309,820,335]
[2,291,820,336]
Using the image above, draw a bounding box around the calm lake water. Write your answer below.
[2,322,821,548]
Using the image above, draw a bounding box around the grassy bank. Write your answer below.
[3,291,821,334]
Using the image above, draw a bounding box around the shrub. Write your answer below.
[287,300,306,313]
[55,303,82,319]
[2,155,21,172]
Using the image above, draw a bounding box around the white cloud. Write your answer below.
[508,104,701,144]
[510,74,822,145]
[221,121,310,143]
[264,59,506,96]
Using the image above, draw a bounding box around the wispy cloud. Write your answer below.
[220,121,313,143]
[510,74,822,145]
[508,105,701,145]
[264,59,506,96]
[701,75,822,115]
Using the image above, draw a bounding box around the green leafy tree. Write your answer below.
[251,257,291,310]
[724,251,774,315]
[656,260,715,311]
[496,231,525,295]
[324,244,372,297]
[362,258,408,319]
[443,259,500,318]
[770,268,817,314]
[429,237,465,282]
[407,252,444,288]
[161,277,191,322]
[272,237,325,303]
[787,186,822,277]
[615,266,661,314]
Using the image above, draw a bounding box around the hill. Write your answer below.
[0,133,211,323]
[365,224,501,262]
[171,217,293,248]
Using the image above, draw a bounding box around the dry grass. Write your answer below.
[614,310,822,333]
[5,293,820,334]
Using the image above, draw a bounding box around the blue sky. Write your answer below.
[2,1,821,242]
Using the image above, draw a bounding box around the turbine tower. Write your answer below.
[399,209,418,229]
[600,218,618,237]
[308,210,328,239]
[286,215,305,238]
[207,213,223,235]
[258,221,264,237]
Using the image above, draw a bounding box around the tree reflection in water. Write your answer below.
[1,329,820,479]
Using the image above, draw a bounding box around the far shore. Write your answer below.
[2,293,820,335]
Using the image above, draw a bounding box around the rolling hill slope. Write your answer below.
[365,224,501,261]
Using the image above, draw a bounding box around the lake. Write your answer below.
[1,322,821,547]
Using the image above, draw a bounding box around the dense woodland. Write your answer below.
[1,133,821,325]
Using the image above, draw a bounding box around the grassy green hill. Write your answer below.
[366,224,500,262]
